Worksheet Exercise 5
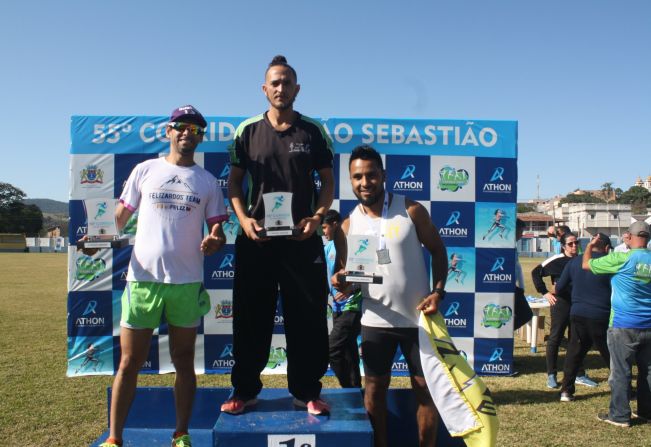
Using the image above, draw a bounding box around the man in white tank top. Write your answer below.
[332,145,448,447]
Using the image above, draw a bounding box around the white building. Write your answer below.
[558,203,632,237]
[634,175,651,192]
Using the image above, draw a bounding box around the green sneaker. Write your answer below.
[172,433,192,447]
[99,442,120,447]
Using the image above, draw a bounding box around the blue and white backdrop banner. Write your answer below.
[67,116,517,377]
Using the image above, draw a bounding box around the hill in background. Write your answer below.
[24,198,68,215]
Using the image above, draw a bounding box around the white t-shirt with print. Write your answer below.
[120,157,227,284]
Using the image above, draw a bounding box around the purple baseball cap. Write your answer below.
[169,105,207,128]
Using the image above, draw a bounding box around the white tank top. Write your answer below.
[348,194,430,328]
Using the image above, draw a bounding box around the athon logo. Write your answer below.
[212,254,235,280]
[393,164,423,191]
[267,346,287,369]
[483,257,512,283]
[482,304,513,329]
[444,301,467,328]
[215,300,233,319]
[482,167,512,193]
[481,347,511,374]
[80,165,104,184]
[438,166,469,192]
[212,343,235,368]
[76,256,106,281]
[216,163,229,187]
[439,211,468,238]
[75,300,105,327]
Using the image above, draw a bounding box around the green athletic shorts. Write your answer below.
[121,281,211,329]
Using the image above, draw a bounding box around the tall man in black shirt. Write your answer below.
[222,55,335,416]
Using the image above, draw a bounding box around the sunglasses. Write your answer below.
[168,122,205,136]
[565,241,579,246]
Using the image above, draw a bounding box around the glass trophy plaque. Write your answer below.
[258,192,301,237]
[76,199,129,249]
[337,234,383,284]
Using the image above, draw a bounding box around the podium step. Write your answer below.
[89,387,465,446]
[214,388,372,447]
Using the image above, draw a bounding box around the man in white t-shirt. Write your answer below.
[92,105,228,447]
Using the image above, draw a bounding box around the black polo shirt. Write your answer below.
[229,112,334,222]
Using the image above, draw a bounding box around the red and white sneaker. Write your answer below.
[220,397,258,415]
[293,398,330,415]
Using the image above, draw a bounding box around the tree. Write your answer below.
[618,186,651,214]
[517,203,536,213]
[0,182,26,210]
[559,193,605,204]
[601,182,614,203]
[0,182,43,235]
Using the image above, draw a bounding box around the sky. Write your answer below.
[1,0,649,203]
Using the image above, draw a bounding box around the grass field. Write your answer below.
[0,253,650,446]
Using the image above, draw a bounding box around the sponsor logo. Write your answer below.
[393,164,424,191]
[482,304,513,329]
[482,167,512,193]
[392,353,408,371]
[76,256,106,281]
[267,346,287,369]
[80,165,104,184]
[444,301,467,328]
[438,166,469,192]
[439,210,468,237]
[289,142,311,153]
[215,300,233,319]
[490,167,504,182]
[482,257,512,283]
[212,254,235,280]
[217,164,230,187]
[75,300,106,327]
[212,343,235,368]
[635,262,651,282]
[481,347,511,373]
[219,254,234,269]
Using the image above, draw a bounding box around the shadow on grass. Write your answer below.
[491,387,611,405]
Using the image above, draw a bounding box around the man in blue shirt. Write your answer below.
[583,221,651,427]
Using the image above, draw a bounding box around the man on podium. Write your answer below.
[94,105,228,447]
[222,55,335,416]
[332,145,448,447]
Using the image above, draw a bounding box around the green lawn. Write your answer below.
[0,254,649,446]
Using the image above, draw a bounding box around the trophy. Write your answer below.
[76,198,129,249]
[257,192,301,237]
[337,234,383,284]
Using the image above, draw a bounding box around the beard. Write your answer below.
[268,94,296,111]
[354,188,383,208]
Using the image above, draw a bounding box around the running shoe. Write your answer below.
[560,392,575,402]
[546,374,559,389]
[293,398,331,415]
[220,397,258,415]
[597,412,630,428]
[171,433,192,447]
[576,375,598,387]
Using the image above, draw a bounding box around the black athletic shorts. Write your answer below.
[361,326,424,377]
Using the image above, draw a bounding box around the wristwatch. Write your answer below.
[432,288,446,300]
